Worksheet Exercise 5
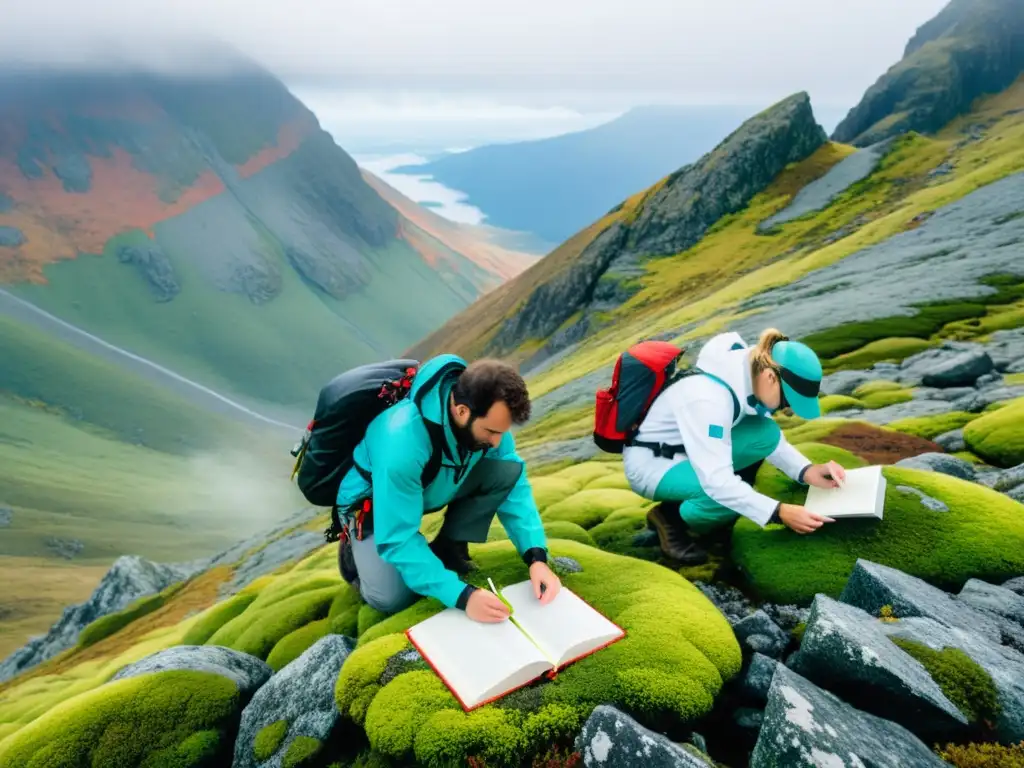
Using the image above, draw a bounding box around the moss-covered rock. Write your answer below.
[77,582,183,649]
[888,411,980,440]
[889,638,1001,727]
[859,388,914,409]
[254,718,289,761]
[334,540,741,767]
[542,489,651,529]
[820,394,862,414]
[852,380,905,397]
[821,337,935,372]
[938,740,1024,768]
[733,463,1024,605]
[0,670,240,766]
[963,397,1024,468]
[266,618,331,672]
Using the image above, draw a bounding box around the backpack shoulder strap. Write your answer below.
[695,368,741,424]
[420,419,446,488]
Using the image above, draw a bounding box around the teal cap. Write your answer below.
[771,340,823,419]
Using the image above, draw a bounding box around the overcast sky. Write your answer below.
[0,0,951,150]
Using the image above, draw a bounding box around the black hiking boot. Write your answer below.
[337,537,360,590]
[646,503,709,565]
[429,535,478,575]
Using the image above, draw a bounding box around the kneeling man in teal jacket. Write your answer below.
[335,355,561,623]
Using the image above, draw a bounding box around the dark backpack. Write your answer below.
[290,358,452,512]
[592,340,686,454]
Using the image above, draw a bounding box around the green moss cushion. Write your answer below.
[0,670,239,767]
[820,395,862,414]
[732,464,1024,605]
[963,397,1024,468]
[541,489,651,529]
[334,540,741,768]
[207,586,337,660]
[587,508,659,560]
[887,411,979,440]
[851,380,905,397]
[530,477,583,510]
[182,593,258,645]
[266,618,331,672]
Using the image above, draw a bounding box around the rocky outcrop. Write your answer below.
[758,138,893,231]
[485,92,827,358]
[233,634,355,768]
[574,705,715,767]
[791,594,971,741]
[751,665,948,767]
[0,554,202,683]
[832,0,1024,146]
[117,243,180,302]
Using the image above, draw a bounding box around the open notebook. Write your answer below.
[803,465,887,520]
[406,581,625,711]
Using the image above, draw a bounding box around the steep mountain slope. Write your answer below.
[392,104,778,243]
[832,0,1023,146]
[0,65,520,414]
[359,168,539,284]
[408,91,831,368]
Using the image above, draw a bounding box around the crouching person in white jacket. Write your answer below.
[623,328,846,564]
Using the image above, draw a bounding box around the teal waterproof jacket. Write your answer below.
[335,354,548,609]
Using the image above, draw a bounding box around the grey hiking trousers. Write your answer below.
[338,457,524,614]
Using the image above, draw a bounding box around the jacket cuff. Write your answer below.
[797,464,812,484]
[522,547,548,566]
[455,584,477,611]
[768,502,783,526]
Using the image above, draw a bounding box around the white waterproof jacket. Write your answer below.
[622,331,812,527]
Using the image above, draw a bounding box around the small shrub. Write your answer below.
[937,741,1024,768]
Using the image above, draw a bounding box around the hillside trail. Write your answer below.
[0,287,301,434]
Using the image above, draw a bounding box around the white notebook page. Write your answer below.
[804,465,886,519]
[501,581,624,667]
[408,606,550,708]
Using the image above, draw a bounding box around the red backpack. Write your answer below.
[593,340,685,453]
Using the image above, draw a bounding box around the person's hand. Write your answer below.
[529,561,562,605]
[465,588,511,623]
[778,503,834,534]
[803,460,847,490]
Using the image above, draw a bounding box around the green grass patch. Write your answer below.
[334,539,741,768]
[732,458,1024,605]
[0,670,239,766]
[890,638,1000,726]
[963,397,1024,468]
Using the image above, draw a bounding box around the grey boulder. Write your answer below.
[894,452,976,481]
[575,704,714,767]
[112,644,272,700]
[233,634,355,768]
[750,665,946,767]
[789,595,968,742]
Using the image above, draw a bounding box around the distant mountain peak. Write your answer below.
[832,0,1024,146]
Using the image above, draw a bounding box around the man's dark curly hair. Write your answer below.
[451,359,532,424]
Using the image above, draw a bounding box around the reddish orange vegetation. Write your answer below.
[235,118,313,179]
[0,565,232,693]
[820,423,942,465]
[0,118,315,284]
[0,148,226,283]
[361,168,537,282]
